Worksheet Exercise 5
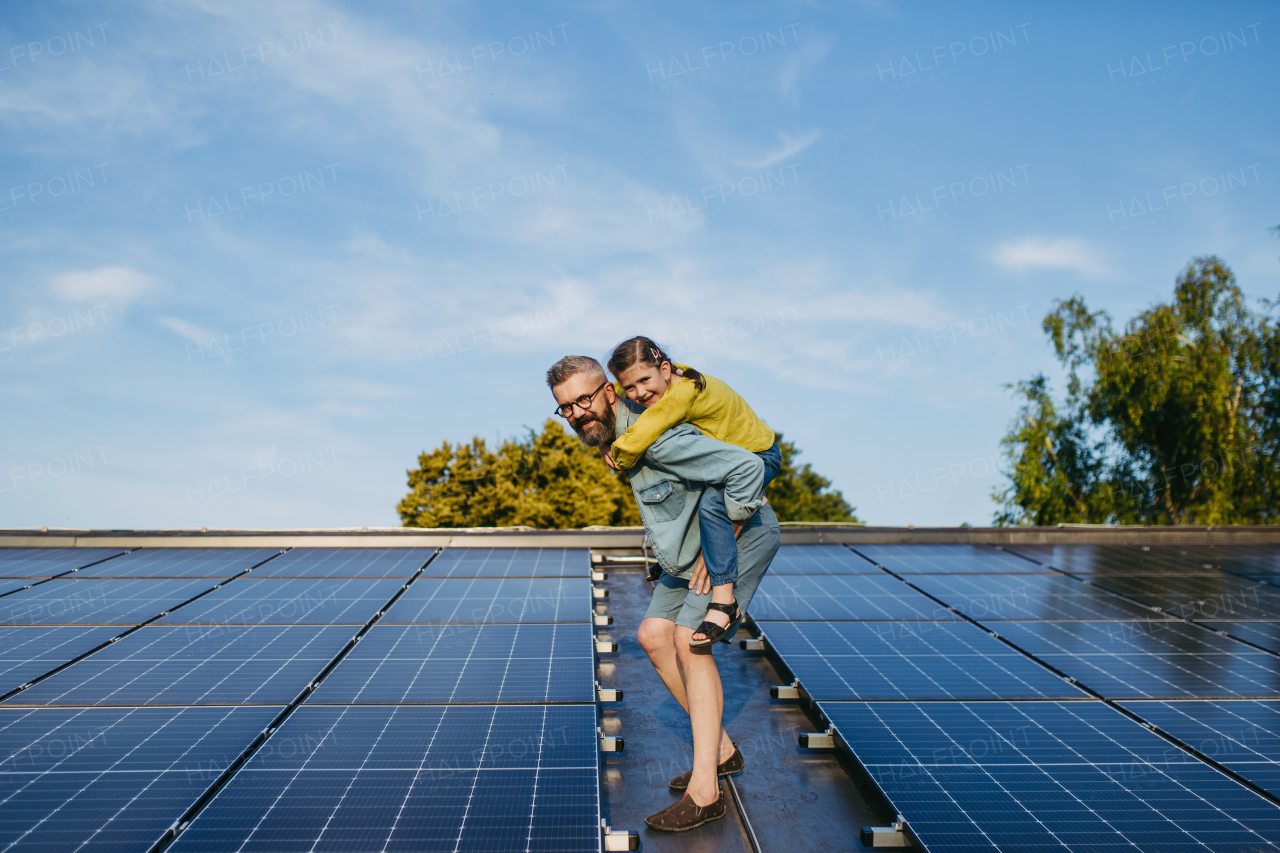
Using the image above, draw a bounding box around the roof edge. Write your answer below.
[2,524,1279,548]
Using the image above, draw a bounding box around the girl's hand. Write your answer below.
[600,448,616,469]
[689,552,711,595]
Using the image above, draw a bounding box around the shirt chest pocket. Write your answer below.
[638,478,687,523]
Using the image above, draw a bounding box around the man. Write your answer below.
[546,354,780,831]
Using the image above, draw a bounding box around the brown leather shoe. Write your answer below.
[645,786,726,832]
[669,743,745,791]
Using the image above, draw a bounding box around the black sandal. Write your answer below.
[690,601,739,649]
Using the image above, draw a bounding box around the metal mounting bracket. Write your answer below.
[601,821,639,851]
[861,815,911,847]
[799,728,834,749]
[771,680,800,699]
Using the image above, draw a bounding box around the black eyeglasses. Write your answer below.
[554,380,608,418]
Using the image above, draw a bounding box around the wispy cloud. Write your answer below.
[990,237,1109,277]
[733,129,821,171]
[156,316,212,345]
[50,266,154,302]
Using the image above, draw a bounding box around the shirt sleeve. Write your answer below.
[610,378,699,470]
[644,426,766,521]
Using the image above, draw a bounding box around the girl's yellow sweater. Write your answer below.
[611,365,775,469]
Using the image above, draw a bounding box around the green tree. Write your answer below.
[767,433,860,523]
[398,424,858,528]
[994,256,1280,525]
[397,420,641,528]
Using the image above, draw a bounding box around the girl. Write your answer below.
[605,336,780,648]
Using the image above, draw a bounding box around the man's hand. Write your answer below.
[689,552,711,595]
[689,523,745,594]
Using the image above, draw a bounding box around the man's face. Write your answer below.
[552,372,617,448]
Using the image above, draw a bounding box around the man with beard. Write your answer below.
[546,354,780,831]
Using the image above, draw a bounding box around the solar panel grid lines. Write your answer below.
[905,572,1173,621]
[987,621,1280,700]
[820,700,1280,853]
[0,546,129,578]
[1118,700,1280,801]
[1088,574,1280,622]
[5,624,360,707]
[75,546,286,578]
[0,577,230,626]
[750,573,959,622]
[764,544,886,575]
[422,547,593,578]
[138,556,438,853]
[0,705,283,853]
[850,543,1053,575]
[155,576,407,626]
[309,623,597,705]
[165,704,602,853]
[1206,623,1280,657]
[1152,544,1280,580]
[1003,543,1233,577]
[382,576,593,625]
[0,625,127,699]
[247,546,436,579]
[757,620,1090,701]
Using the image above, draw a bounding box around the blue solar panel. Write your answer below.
[0,547,127,578]
[758,620,1086,700]
[10,625,353,706]
[158,577,402,626]
[908,573,1168,620]
[168,705,600,853]
[250,547,433,578]
[0,578,217,625]
[1121,700,1280,799]
[1156,544,1280,578]
[74,546,281,578]
[1206,622,1280,654]
[310,623,595,705]
[1005,543,1223,575]
[750,574,956,621]
[993,621,1280,699]
[424,547,592,578]
[1091,574,1280,621]
[0,625,123,695]
[0,578,40,596]
[854,543,1049,574]
[823,700,1280,853]
[763,544,885,575]
[382,577,591,624]
[0,705,279,852]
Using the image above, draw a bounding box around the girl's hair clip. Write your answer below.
[649,347,663,362]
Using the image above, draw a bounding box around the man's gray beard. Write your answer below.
[572,406,616,448]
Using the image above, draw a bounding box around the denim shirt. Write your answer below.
[616,398,766,578]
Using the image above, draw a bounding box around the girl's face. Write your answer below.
[615,361,673,408]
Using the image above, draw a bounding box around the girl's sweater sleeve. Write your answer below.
[610,379,699,469]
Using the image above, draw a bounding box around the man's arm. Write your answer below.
[610,378,698,470]
[644,425,765,521]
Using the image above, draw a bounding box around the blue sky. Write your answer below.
[2,1,1277,530]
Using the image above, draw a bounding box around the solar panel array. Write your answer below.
[752,542,1280,852]
[0,545,605,853]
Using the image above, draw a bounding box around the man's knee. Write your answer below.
[637,617,675,654]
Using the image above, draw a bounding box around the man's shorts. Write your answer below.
[644,505,780,637]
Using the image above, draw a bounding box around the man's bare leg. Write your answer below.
[637,617,734,763]
[673,624,724,806]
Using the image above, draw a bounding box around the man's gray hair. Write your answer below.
[546,355,606,388]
